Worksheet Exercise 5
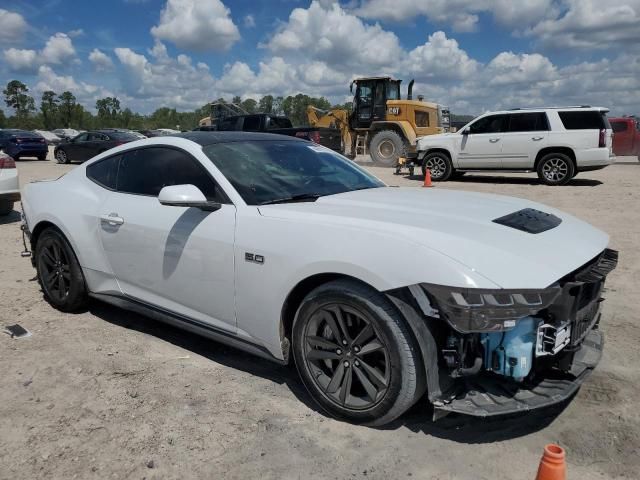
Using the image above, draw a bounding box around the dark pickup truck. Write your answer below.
[610,116,640,157]
[197,114,320,143]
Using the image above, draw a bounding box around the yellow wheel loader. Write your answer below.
[307,77,449,168]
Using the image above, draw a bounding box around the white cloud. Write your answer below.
[67,29,84,38]
[114,41,217,110]
[244,14,255,28]
[355,0,554,32]
[527,0,640,49]
[267,1,402,72]
[151,0,240,51]
[88,48,114,71]
[405,31,479,80]
[3,48,39,73]
[2,32,78,73]
[34,65,114,108]
[41,33,76,64]
[0,9,28,44]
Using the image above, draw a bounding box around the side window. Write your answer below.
[558,111,607,130]
[611,121,628,133]
[468,115,506,134]
[506,113,549,132]
[75,133,89,142]
[242,115,261,131]
[116,147,227,202]
[218,117,238,131]
[86,155,120,190]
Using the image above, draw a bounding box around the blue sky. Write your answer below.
[1,0,639,115]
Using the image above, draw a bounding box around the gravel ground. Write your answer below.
[1,151,639,480]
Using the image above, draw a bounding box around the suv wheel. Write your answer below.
[537,153,575,185]
[35,228,88,312]
[55,149,69,164]
[421,151,453,181]
[292,279,423,426]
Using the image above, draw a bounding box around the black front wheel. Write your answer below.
[292,279,423,426]
[35,228,88,312]
[55,149,69,164]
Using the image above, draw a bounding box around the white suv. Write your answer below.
[416,107,614,185]
[0,152,20,215]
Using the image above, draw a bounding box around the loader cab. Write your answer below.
[350,77,402,129]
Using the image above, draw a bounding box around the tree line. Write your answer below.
[1,79,352,132]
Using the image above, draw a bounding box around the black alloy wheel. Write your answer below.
[292,279,423,426]
[302,303,390,410]
[36,228,88,311]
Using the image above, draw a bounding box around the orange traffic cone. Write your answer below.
[423,168,433,187]
[535,444,566,480]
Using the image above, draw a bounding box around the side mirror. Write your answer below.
[158,184,221,211]
[461,127,470,135]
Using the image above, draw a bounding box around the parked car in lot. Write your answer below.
[54,129,139,163]
[22,132,617,425]
[0,129,48,160]
[417,106,614,185]
[52,128,80,141]
[0,152,20,215]
[33,130,62,146]
[610,116,640,157]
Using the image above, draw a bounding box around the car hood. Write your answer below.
[257,187,609,289]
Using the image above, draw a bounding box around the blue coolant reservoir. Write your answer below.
[481,317,539,382]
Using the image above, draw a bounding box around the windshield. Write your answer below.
[203,140,385,205]
[108,131,139,141]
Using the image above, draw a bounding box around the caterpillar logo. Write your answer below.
[387,107,400,115]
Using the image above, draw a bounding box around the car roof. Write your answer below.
[482,106,610,115]
[175,131,304,146]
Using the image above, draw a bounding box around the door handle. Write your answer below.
[100,213,124,226]
[489,138,500,143]
[531,136,544,141]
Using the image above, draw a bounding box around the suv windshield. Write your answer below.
[203,141,385,205]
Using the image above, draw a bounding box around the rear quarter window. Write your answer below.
[558,111,609,130]
[86,155,120,190]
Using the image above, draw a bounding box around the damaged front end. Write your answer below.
[393,248,618,418]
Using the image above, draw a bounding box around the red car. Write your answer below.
[610,117,640,157]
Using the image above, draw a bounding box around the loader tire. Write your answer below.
[369,130,407,167]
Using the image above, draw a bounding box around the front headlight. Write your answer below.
[421,283,561,333]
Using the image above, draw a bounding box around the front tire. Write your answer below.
[292,279,423,426]
[35,228,88,312]
[38,154,47,161]
[55,149,69,164]
[421,151,453,181]
[369,130,407,167]
[537,153,575,185]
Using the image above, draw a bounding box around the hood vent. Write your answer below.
[492,208,562,234]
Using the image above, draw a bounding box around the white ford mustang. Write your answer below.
[21,132,617,425]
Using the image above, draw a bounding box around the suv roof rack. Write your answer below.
[509,106,592,111]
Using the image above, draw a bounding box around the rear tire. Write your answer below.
[292,279,423,426]
[537,153,575,185]
[38,155,47,161]
[35,228,88,312]
[55,149,69,164]
[369,130,407,167]
[421,151,453,181]
[0,200,13,216]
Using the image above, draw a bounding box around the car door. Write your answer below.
[65,132,89,160]
[500,112,549,168]
[457,114,507,168]
[98,146,237,332]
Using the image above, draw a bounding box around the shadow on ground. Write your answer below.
[88,300,569,443]
[0,210,21,225]
[405,174,603,187]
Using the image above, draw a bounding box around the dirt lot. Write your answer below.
[1,152,639,480]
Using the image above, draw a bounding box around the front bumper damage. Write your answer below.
[392,247,618,419]
[433,328,603,417]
